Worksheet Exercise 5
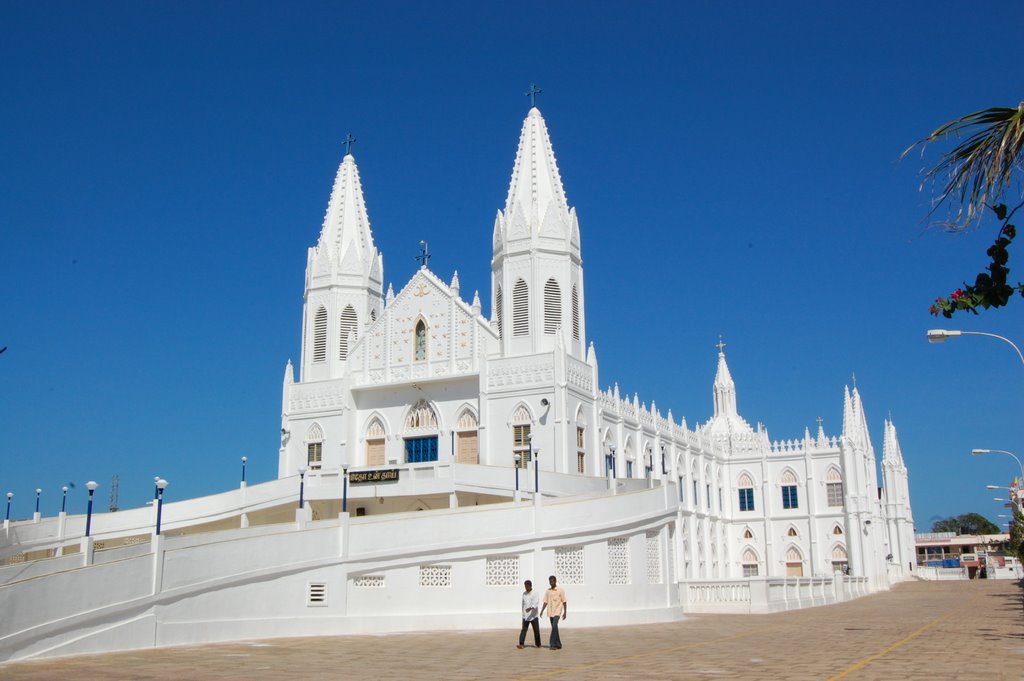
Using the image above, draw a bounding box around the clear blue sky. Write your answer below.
[2,1,1022,530]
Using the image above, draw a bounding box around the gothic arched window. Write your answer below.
[414,319,427,362]
[339,305,358,361]
[312,306,328,363]
[543,278,561,335]
[512,279,529,337]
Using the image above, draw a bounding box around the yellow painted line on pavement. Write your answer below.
[825,590,981,681]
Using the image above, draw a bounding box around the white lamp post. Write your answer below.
[927,329,1024,365]
[85,481,98,537]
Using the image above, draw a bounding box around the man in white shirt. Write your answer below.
[517,579,542,648]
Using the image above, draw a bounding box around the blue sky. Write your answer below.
[2,1,1023,530]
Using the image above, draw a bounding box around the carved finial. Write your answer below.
[450,270,460,294]
[716,335,726,354]
[816,416,823,429]
[342,133,357,155]
[525,83,542,108]
[851,372,857,390]
[386,282,395,304]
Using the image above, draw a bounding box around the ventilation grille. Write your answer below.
[512,280,529,337]
[571,285,580,340]
[339,305,358,360]
[543,279,561,334]
[307,581,327,606]
[312,307,327,362]
[495,286,503,338]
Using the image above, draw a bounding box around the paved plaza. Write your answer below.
[3,580,1022,680]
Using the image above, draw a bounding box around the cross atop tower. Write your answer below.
[716,336,726,354]
[525,83,542,108]
[816,416,824,429]
[416,240,431,269]
[343,133,357,155]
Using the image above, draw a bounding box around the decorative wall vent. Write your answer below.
[485,555,520,586]
[307,581,327,606]
[646,531,662,584]
[608,537,630,585]
[419,565,452,587]
[353,575,385,588]
[555,545,584,585]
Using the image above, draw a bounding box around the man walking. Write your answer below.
[539,574,567,650]
[517,579,541,649]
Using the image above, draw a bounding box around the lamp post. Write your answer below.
[34,488,41,514]
[660,445,667,475]
[241,456,248,484]
[514,453,521,495]
[972,449,1024,483]
[85,481,98,537]
[927,329,1024,365]
[342,462,349,514]
[298,467,307,509]
[534,448,540,495]
[5,492,11,521]
[153,476,161,501]
[61,486,68,514]
[155,479,168,535]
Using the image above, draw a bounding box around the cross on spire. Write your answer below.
[716,336,727,354]
[816,416,824,429]
[342,133,357,155]
[525,83,542,108]
[415,240,431,269]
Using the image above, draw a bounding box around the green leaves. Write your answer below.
[904,102,1024,231]
[928,202,1024,318]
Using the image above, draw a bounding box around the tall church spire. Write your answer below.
[302,149,384,382]
[492,103,585,359]
[712,338,738,419]
[503,107,570,228]
[316,153,381,278]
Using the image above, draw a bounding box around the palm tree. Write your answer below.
[903,102,1024,316]
[903,102,1024,231]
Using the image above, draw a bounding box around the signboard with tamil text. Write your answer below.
[349,469,400,485]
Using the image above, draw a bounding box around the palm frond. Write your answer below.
[902,102,1024,229]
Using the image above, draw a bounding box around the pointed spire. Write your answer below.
[503,108,570,233]
[386,282,395,305]
[816,416,827,447]
[883,418,905,468]
[284,359,294,384]
[450,270,460,296]
[317,153,379,275]
[471,290,481,316]
[713,338,737,418]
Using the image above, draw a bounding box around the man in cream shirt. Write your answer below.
[517,579,542,648]
[539,575,567,650]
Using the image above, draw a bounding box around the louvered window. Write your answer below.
[495,286,503,338]
[339,305,358,360]
[543,278,561,335]
[312,306,327,362]
[512,279,529,337]
[571,285,580,340]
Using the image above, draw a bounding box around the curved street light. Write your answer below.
[927,329,1024,365]
[972,449,1024,483]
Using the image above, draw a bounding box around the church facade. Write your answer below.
[0,105,915,662]
[277,105,915,583]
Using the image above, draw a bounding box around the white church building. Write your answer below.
[0,105,915,662]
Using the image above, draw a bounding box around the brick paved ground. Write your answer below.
[3,579,1022,680]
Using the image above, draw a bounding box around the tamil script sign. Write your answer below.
[349,469,400,484]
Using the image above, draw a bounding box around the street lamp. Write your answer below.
[514,453,521,494]
[5,492,12,521]
[972,449,1024,482]
[85,481,98,537]
[61,486,68,513]
[298,467,307,509]
[660,445,667,475]
[534,448,540,495]
[155,479,168,535]
[927,329,1024,365]
[34,489,41,515]
[153,476,161,500]
[342,462,349,514]
[241,456,248,484]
